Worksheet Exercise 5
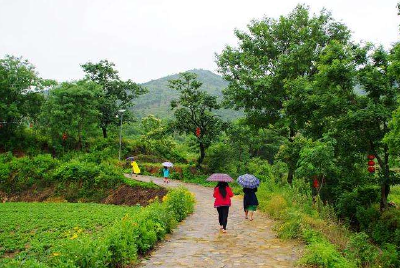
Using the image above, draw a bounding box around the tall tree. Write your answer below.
[41,81,101,150]
[169,72,224,166]
[0,56,46,142]
[81,60,147,138]
[216,5,350,184]
[307,43,400,209]
[351,46,400,210]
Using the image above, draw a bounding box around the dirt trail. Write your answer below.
[126,175,302,268]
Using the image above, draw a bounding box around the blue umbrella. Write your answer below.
[237,174,260,189]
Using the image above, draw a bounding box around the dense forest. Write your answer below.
[1,3,400,268]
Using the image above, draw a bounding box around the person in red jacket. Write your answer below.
[213,181,234,233]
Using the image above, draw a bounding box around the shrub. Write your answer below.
[275,209,303,239]
[345,232,378,267]
[52,160,124,201]
[163,187,196,222]
[378,243,400,268]
[355,205,380,232]
[371,208,400,247]
[246,158,273,181]
[300,238,357,268]
[1,154,58,193]
[205,142,238,175]
[261,193,288,219]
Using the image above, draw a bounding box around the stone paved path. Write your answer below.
[127,175,302,268]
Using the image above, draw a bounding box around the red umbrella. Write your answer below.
[206,173,233,182]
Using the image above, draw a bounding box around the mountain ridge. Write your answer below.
[133,69,241,120]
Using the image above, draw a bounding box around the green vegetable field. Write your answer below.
[0,202,140,259]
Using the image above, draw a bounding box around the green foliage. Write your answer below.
[0,154,59,193]
[163,187,195,222]
[336,186,380,226]
[300,238,357,268]
[296,137,337,180]
[371,208,400,247]
[0,188,195,268]
[257,174,391,268]
[0,153,141,202]
[40,80,102,151]
[52,159,123,201]
[246,158,274,182]
[385,102,400,157]
[205,140,238,175]
[345,232,378,267]
[81,60,147,138]
[378,243,400,268]
[0,55,51,143]
[217,5,350,128]
[169,72,225,165]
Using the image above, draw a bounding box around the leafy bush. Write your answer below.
[246,158,273,181]
[336,186,380,226]
[378,243,400,268]
[371,208,400,247]
[300,238,357,268]
[205,142,238,175]
[163,187,196,222]
[260,192,288,219]
[0,154,59,193]
[345,232,378,267]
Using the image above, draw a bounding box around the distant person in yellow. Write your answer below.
[131,161,140,177]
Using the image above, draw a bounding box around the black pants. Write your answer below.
[217,206,229,230]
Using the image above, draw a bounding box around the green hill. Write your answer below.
[132,69,241,120]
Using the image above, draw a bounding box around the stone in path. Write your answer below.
[126,175,302,268]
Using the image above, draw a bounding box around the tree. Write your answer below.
[169,72,224,166]
[350,45,400,210]
[296,137,338,202]
[40,81,101,150]
[216,5,350,184]
[0,56,46,142]
[81,60,147,138]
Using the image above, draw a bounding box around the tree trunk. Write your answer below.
[77,126,82,151]
[380,162,391,211]
[102,127,107,138]
[198,142,205,167]
[380,183,390,211]
[287,127,296,185]
[287,165,294,185]
[371,139,391,211]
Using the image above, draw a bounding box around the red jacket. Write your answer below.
[213,186,234,207]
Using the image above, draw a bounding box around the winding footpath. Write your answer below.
[126,175,303,268]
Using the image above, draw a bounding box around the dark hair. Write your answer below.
[216,181,228,198]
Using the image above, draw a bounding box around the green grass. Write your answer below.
[388,185,400,205]
[0,202,140,260]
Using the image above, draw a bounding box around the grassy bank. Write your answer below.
[258,180,398,268]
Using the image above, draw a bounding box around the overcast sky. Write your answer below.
[1,0,399,83]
